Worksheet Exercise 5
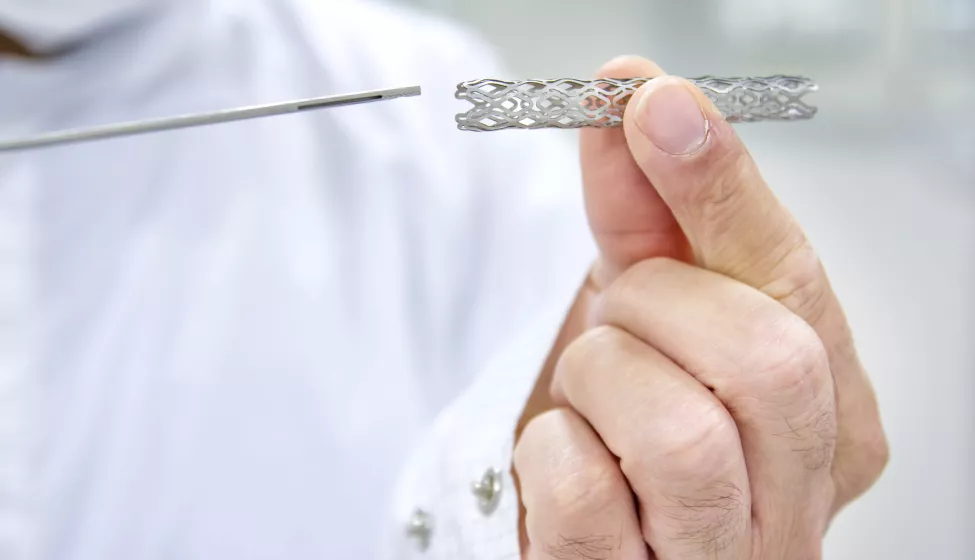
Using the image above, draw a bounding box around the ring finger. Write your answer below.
[514,407,649,560]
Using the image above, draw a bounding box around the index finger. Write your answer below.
[580,57,692,289]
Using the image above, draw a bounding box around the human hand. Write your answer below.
[513,56,889,559]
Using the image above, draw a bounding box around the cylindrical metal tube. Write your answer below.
[455,76,818,131]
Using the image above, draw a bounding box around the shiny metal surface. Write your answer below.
[455,76,816,131]
[0,85,422,152]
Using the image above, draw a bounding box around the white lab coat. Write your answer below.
[0,0,596,558]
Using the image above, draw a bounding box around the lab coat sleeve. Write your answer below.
[381,25,599,560]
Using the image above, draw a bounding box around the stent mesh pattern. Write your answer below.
[455,76,818,131]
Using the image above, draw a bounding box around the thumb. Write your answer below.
[580,56,691,290]
[620,75,836,330]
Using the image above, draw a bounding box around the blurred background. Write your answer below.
[392,0,975,558]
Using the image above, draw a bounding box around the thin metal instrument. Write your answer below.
[0,85,422,152]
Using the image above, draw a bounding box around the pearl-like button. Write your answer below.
[471,467,502,516]
[406,508,432,552]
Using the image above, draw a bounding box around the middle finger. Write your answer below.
[593,257,837,553]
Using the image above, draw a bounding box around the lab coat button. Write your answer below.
[471,467,502,515]
[406,508,433,552]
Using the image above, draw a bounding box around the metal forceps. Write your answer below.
[0,85,422,152]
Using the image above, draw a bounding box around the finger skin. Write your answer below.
[596,257,837,555]
[555,326,752,560]
[514,408,649,560]
[621,75,818,312]
[619,74,889,508]
[580,56,691,289]
[558,54,689,410]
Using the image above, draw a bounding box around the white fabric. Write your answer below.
[0,0,162,52]
[382,293,579,560]
[0,1,596,559]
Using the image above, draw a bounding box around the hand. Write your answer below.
[513,57,889,559]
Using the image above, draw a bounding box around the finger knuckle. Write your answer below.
[744,309,839,471]
[627,398,739,481]
[762,241,830,325]
[790,406,839,472]
[557,324,627,376]
[545,460,625,519]
[654,480,750,557]
[601,257,682,323]
[747,312,830,407]
[601,261,657,314]
[514,410,627,519]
